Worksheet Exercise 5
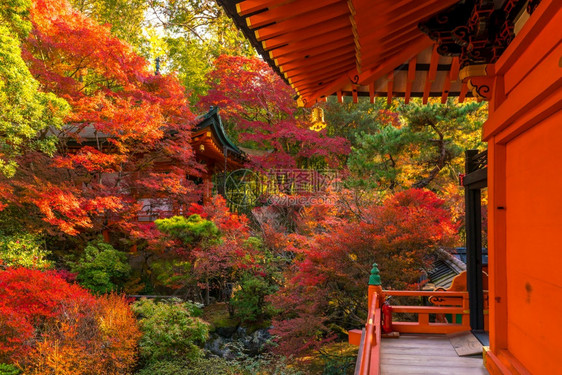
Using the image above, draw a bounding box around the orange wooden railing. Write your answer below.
[383,290,471,334]
[350,264,478,374]
[356,292,382,375]
[351,289,475,374]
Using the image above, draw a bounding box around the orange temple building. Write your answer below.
[219,0,562,373]
[191,106,247,202]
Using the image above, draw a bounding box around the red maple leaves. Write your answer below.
[200,55,350,169]
[266,189,457,355]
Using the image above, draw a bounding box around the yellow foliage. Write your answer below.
[21,294,140,375]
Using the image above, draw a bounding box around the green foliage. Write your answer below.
[0,233,51,269]
[0,207,26,236]
[0,0,31,36]
[136,359,189,375]
[338,98,485,191]
[0,22,69,177]
[71,239,130,294]
[202,302,239,331]
[155,214,220,244]
[75,0,257,97]
[0,363,20,375]
[0,3,68,177]
[300,342,358,375]
[137,358,242,375]
[68,0,147,47]
[137,355,304,375]
[321,354,356,375]
[324,99,389,145]
[347,125,412,190]
[231,273,277,324]
[132,298,209,362]
[149,256,195,289]
[139,0,254,97]
[238,353,305,375]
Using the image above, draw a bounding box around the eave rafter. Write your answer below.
[422,45,440,104]
[279,46,355,74]
[288,61,356,85]
[405,56,416,104]
[223,0,533,105]
[276,38,354,66]
[347,0,361,71]
[236,0,294,16]
[262,17,350,50]
[269,34,350,59]
[245,0,341,28]
[441,57,459,103]
[255,1,349,41]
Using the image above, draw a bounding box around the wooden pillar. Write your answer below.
[203,161,215,204]
[202,175,212,204]
[102,229,110,242]
[487,140,508,354]
[464,150,484,331]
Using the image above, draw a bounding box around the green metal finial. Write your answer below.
[369,263,381,286]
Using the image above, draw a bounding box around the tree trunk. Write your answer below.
[205,277,210,305]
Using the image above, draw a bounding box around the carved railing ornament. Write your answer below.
[419,0,541,100]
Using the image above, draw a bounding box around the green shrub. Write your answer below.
[136,359,188,375]
[155,215,219,244]
[132,298,209,362]
[71,239,130,294]
[230,273,277,324]
[0,233,51,269]
[235,353,304,375]
[0,364,20,375]
[137,358,244,375]
[136,355,304,375]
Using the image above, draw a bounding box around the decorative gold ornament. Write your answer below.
[459,64,495,101]
[310,107,326,131]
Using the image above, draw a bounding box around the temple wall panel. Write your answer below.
[484,1,562,373]
[504,111,562,374]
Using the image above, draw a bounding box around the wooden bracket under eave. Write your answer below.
[459,64,496,101]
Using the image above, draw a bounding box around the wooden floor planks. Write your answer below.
[380,334,488,375]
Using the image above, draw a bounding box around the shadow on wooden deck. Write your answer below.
[380,334,488,375]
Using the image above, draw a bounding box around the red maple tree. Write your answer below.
[200,55,350,169]
[0,0,200,237]
[267,189,457,356]
[144,196,263,301]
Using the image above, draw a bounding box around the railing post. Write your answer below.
[368,263,384,309]
[360,263,383,375]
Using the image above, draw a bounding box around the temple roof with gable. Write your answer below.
[192,106,247,169]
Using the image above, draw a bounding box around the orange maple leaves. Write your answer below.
[0,0,199,235]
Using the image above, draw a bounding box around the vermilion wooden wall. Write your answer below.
[484,0,562,373]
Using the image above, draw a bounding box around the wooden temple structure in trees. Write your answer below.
[101,107,245,225]
[192,106,246,174]
[191,107,246,202]
[151,106,246,214]
[219,0,561,373]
